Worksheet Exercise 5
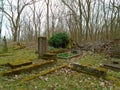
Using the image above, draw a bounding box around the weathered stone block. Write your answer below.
[38,37,47,57]
[40,53,57,60]
[0,60,54,76]
[103,60,120,72]
[8,60,32,69]
[71,63,107,77]
[49,49,68,54]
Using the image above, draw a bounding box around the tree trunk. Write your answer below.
[13,27,18,42]
[46,0,50,38]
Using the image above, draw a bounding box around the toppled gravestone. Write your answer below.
[71,63,107,77]
[103,60,120,72]
[0,60,54,76]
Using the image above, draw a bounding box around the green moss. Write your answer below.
[116,82,120,86]
[8,59,33,65]
[0,60,54,76]
[105,76,118,81]
[77,52,105,67]
[8,60,32,68]
[0,53,13,57]
[49,48,68,54]
[13,44,26,50]
[40,53,57,60]
[71,63,107,77]
[95,67,107,72]
[0,49,37,65]
[57,52,79,59]
[21,63,67,82]
[105,76,120,86]
[107,70,120,79]
[0,44,120,89]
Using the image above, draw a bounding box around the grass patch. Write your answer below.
[0,45,120,89]
[0,49,37,65]
[57,52,77,59]
[77,52,105,67]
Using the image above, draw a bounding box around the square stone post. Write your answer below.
[38,37,47,58]
[2,36,8,53]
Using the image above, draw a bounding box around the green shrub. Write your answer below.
[49,32,69,48]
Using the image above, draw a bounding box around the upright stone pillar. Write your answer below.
[38,37,47,58]
[2,36,8,53]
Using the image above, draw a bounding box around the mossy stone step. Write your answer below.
[0,53,13,57]
[40,53,57,60]
[70,63,107,77]
[8,60,33,69]
[21,63,67,82]
[44,53,57,57]
[49,49,68,54]
[0,60,54,76]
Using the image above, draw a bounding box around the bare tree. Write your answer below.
[1,0,119,42]
[0,0,35,42]
[45,0,50,38]
[0,0,4,39]
[61,0,82,42]
[29,0,43,41]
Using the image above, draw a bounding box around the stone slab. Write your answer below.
[70,63,107,77]
[0,60,54,76]
[103,60,120,71]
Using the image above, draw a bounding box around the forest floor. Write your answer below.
[0,42,120,90]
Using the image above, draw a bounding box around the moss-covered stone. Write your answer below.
[43,53,57,57]
[40,53,57,60]
[8,60,32,69]
[103,60,120,72]
[105,76,120,86]
[116,82,120,86]
[0,53,13,57]
[21,63,67,82]
[105,76,118,81]
[13,45,26,50]
[70,63,107,77]
[49,49,68,54]
[0,60,54,76]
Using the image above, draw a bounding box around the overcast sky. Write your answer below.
[1,0,58,38]
[1,0,119,38]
